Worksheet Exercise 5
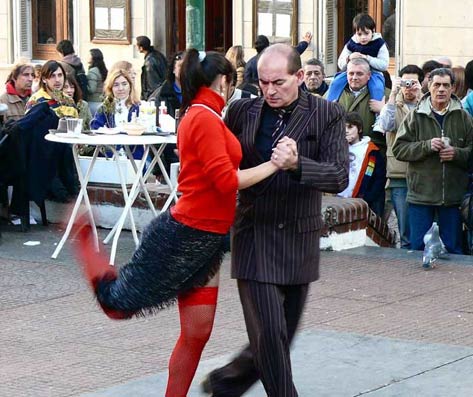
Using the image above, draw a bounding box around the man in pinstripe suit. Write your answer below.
[202,44,349,397]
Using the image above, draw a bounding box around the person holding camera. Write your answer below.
[378,64,424,249]
[393,67,473,256]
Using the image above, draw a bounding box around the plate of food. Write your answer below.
[93,127,121,135]
[53,132,84,138]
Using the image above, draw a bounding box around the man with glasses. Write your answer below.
[393,67,473,259]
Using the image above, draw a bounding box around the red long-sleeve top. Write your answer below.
[171,87,242,234]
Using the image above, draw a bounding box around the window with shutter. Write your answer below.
[320,0,337,76]
[18,0,31,56]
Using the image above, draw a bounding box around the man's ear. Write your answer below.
[295,68,305,85]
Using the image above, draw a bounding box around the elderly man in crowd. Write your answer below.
[393,67,473,257]
[0,61,35,122]
[301,58,329,96]
[420,59,443,94]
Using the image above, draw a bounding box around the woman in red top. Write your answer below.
[74,49,278,396]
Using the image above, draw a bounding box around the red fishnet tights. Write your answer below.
[165,286,219,397]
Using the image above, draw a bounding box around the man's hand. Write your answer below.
[271,137,298,170]
[302,32,313,44]
[392,77,402,95]
[439,145,455,162]
[369,97,385,113]
[430,138,444,152]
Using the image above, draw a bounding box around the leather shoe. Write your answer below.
[201,375,213,395]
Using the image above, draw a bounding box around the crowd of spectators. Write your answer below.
[1,24,473,255]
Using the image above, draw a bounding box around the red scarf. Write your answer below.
[6,81,31,98]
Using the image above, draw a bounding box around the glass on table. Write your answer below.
[66,118,83,136]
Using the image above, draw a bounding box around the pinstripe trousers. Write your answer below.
[208,279,309,397]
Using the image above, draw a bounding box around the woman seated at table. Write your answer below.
[90,69,144,160]
[63,74,92,130]
[91,69,140,131]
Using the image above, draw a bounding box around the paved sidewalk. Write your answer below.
[1,223,472,396]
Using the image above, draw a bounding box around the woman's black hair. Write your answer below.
[179,49,234,114]
[89,48,108,82]
[167,51,184,83]
[64,73,82,102]
[464,60,473,90]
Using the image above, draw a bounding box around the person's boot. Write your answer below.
[73,216,135,320]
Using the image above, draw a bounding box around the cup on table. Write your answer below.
[66,118,83,136]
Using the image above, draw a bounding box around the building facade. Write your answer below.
[0,1,473,89]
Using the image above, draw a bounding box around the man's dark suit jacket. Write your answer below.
[225,90,349,285]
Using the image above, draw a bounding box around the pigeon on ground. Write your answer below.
[422,222,447,269]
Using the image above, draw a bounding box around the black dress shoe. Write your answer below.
[201,375,213,395]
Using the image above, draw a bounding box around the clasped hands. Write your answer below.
[431,137,455,162]
[271,137,299,171]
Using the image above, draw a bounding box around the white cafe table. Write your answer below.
[45,132,177,265]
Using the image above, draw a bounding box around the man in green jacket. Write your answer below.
[328,57,390,158]
[393,67,473,255]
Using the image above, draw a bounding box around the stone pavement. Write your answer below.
[0,223,473,396]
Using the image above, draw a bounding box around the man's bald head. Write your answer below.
[258,43,302,75]
[256,43,304,108]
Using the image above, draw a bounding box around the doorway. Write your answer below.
[336,0,396,72]
[168,0,232,54]
[32,0,74,60]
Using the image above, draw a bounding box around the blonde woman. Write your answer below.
[90,69,139,130]
[225,45,246,87]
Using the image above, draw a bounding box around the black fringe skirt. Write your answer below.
[96,211,226,316]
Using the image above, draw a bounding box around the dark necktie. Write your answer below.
[272,108,291,144]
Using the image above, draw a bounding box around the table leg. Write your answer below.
[108,146,150,265]
[109,146,139,246]
[103,144,161,246]
[51,145,100,259]
[124,145,158,217]
[150,145,179,208]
